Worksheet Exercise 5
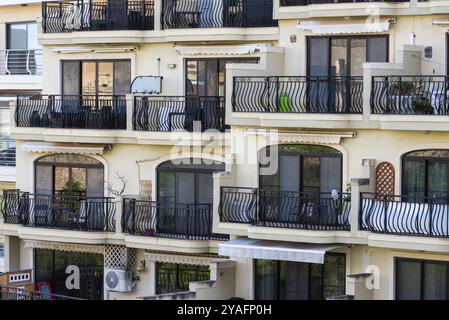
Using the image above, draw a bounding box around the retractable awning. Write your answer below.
[218,238,346,264]
[297,20,390,35]
[21,142,107,155]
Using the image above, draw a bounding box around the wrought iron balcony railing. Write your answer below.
[360,193,449,238]
[15,95,127,129]
[232,76,363,114]
[280,0,410,5]
[0,49,42,76]
[42,0,155,33]
[0,285,85,300]
[220,187,351,231]
[2,190,116,232]
[133,96,225,132]
[371,75,449,115]
[122,199,228,240]
[161,0,277,29]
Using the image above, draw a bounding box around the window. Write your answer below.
[396,258,449,300]
[307,36,388,77]
[62,60,131,96]
[185,58,259,97]
[34,249,104,300]
[7,22,39,50]
[157,158,225,204]
[259,145,342,193]
[156,262,210,294]
[254,254,346,300]
[35,154,104,198]
[402,150,449,201]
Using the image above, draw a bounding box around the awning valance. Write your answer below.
[218,238,346,264]
[24,240,104,254]
[297,21,390,35]
[175,44,270,56]
[144,252,227,266]
[21,142,107,155]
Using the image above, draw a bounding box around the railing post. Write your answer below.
[275,77,280,112]
[126,94,134,132]
[429,196,434,237]
[383,195,388,234]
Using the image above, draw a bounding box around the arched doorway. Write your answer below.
[35,154,104,197]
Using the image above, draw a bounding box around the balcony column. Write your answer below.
[3,235,21,272]
[126,94,134,132]
[350,159,375,236]
[115,196,123,235]
[154,0,162,31]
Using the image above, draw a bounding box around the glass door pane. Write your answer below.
[206,60,218,96]
[176,172,195,204]
[98,62,114,96]
[396,259,422,300]
[158,172,175,203]
[279,261,310,300]
[82,62,97,96]
[302,157,320,193]
[367,37,388,63]
[428,161,449,200]
[331,38,348,77]
[255,260,278,300]
[350,39,366,77]
[323,254,346,299]
[403,160,426,201]
[186,60,198,96]
[62,61,81,96]
[320,157,342,193]
[424,262,447,300]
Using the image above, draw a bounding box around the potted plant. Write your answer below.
[412,95,433,115]
[392,81,414,96]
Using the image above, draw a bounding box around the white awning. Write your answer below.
[297,21,390,35]
[175,44,271,56]
[21,142,107,155]
[218,238,345,264]
[24,240,104,254]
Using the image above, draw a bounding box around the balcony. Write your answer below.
[122,199,228,240]
[0,49,42,76]
[15,95,127,130]
[42,0,155,33]
[232,76,363,114]
[133,96,225,132]
[371,75,449,115]
[0,285,85,300]
[161,0,277,29]
[360,193,449,238]
[280,0,410,5]
[2,190,116,232]
[219,188,351,231]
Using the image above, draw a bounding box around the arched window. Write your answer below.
[259,144,342,193]
[35,154,104,197]
[402,150,449,201]
[157,158,225,204]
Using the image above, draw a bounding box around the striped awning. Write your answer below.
[297,20,390,35]
[24,240,104,254]
[21,142,107,155]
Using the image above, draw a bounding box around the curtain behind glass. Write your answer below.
[279,261,310,300]
[396,259,422,300]
[403,160,426,202]
[255,260,278,300]
[428,161,449,201]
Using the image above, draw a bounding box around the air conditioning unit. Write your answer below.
[104,269,134,292]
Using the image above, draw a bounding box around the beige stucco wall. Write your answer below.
[0,3,41,51]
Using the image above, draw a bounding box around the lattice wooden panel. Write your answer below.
[105,245,137,270]
[375,162,395,196]
[139,180,152,201]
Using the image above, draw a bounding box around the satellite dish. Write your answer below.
[131,76,163,94]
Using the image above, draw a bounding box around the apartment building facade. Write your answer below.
[1,0,449,300]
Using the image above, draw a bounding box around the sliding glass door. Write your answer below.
[307,36,388,112]
[255,254,346,300]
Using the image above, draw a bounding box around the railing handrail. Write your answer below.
[280,0,410,5]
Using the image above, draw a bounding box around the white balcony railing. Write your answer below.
[0,49,43,76]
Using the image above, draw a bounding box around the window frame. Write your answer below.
[306,35,390,77]
[254,253,347,300]
[401,149,449,199]
[60,59,131,96]
[6,21,38,50]
[395,257,449,300]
